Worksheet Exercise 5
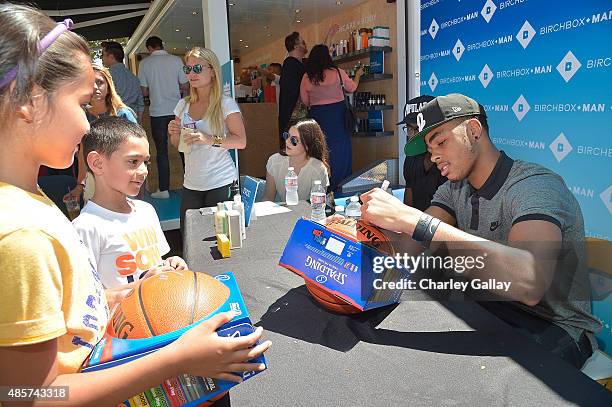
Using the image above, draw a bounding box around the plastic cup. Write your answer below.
[178,127,192,153]
[63,195,80,221]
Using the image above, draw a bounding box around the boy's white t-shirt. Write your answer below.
[174,95,241,191]
[72,199,170,289]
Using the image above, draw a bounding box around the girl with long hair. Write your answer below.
[0,4,268,405]
[300,44,363,191]
[264,119,330,202]
[168,47,247,234]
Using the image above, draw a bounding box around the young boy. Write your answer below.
[73,116,188,289]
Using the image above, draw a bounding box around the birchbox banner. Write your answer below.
[420,0,612,239]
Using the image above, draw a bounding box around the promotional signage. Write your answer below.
[420,0,612,239]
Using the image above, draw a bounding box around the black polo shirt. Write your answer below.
[403,153,447,211]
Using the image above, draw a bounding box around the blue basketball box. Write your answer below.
[279,218,407,311]
[81,272,267,407]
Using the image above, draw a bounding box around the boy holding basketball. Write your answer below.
[73,116,187,291]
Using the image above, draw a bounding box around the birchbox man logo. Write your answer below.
[549,132,573,162]
[516,21,536,49]
[557,51,582,83]
[428,72,439,92]
[600,185,612,215]
[479,64,493,88]
[453,39,465,61]
[512,94,530,122]
[481,0,497,23]
[429,18,439,40]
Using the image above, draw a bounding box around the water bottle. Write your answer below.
[285,166,299,206]
[310,180,327,223]
[345,196,361,220]
[335,205,345,216]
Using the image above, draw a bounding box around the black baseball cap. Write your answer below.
[398,95,435,156]
[406,93,487,152]
[397,95,436,126]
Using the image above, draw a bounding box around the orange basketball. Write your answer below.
[108,270,230,339]
[305,219,394,314]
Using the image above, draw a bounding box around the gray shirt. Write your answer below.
[108,63,144,114]
[431,151,601,346]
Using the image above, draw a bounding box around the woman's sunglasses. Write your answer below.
[282,132,300,147]
[183,64,209,74]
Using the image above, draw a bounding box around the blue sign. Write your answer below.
[420,0,612,240]
[241,176,260,227]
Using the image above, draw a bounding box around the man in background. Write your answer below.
[258,63,282,103]
[278,26,338,141]
[138,36,189,199]
[399,95,446,211]
[101,41,144,123]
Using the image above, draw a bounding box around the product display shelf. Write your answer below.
[352,131,394,138]
[333,46,393,64]
[359,73,393,82]
[355,104,394,112]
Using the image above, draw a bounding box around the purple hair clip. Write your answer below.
[0,19,74,89]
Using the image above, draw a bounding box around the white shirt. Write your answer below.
[138,50,188,117]
[266,153,329,201]
[174,96,242,191]
[72,199,170,289]
[271,73,281,104]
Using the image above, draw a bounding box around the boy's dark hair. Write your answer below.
[285,32,300,52]
[145,36,163,50]
[270,62,282,70]
[82,116,147,172]
[101,41,124,63]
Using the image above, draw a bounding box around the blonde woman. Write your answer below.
[168,47,246,234]
[64,65,137,201]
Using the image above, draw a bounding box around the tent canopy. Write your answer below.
[20,1,151,40]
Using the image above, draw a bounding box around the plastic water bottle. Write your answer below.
[335,205,345,216]
[345,196,361,220]
[310,180,327,223]
[285,167,299,206]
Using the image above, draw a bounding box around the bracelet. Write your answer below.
[211,133,224,147]
[412,213,433,242]
[422,217,441,248]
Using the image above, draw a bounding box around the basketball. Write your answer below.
[108,269,230,339]
[305,219,395,314]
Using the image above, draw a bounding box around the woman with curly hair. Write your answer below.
[64,64,137,201]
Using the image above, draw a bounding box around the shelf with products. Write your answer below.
[359,73,393,82]
[333,46,392,64]
[355,104,393,112]
[352,131,394,138]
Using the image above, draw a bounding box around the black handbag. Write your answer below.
[335,68,358,133]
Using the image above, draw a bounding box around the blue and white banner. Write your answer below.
[420,0,612,239]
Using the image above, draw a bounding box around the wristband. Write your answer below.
[412,213,433,242]
[422,217,441,248]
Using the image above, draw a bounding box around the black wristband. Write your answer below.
[412,213,433,242]
[422,217,441,248]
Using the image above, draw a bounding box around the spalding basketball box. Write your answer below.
[279,218,408,311]
[81,272,266,407]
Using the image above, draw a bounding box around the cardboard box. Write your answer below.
[279,218,407,311]
[82,272,266,406]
